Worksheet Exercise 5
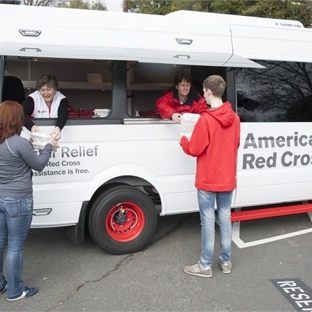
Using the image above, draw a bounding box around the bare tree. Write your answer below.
[0,0,22,3]
[23,0,57,5]
[22,0,107,9]
[236,61,312,122]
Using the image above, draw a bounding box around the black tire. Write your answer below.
[88,185,158,254]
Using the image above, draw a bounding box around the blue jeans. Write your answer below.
[197,190,233,268]
[0,197,33,298]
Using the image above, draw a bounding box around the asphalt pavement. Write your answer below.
[1,212,312,312]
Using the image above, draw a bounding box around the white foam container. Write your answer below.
[93,109,111,117]
[31,132,50,150]
[181,113,200,124]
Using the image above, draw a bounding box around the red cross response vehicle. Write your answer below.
[1,4,312,254]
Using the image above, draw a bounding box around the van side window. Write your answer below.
[236,61,312,122]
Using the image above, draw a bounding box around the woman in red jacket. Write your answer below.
[156,71,208,124]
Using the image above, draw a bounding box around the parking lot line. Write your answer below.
[232,212,312,248]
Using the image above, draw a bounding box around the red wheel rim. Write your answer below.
[106,202,146,242]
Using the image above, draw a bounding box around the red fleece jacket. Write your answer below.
[156,87,207,120]
[180,102,240,192]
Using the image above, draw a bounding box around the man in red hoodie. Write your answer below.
[180,75,240,278]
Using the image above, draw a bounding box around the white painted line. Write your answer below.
[232,221,246,248]
[232,217,312,248]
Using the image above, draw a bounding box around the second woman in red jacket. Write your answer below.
[156,71,208,124]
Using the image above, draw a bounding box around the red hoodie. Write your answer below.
[180,102,240,192]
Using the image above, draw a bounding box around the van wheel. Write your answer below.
[88,185,158,255]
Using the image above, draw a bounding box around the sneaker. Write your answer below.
[220,261,232,274]
[0,282,7,295]
[7,286,38,302]
[184,261,212,278]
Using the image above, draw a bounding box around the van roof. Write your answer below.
[0,4,311,67]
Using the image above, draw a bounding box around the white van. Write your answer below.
[1,4,312,254]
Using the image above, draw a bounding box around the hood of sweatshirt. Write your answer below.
[207,101,236,128]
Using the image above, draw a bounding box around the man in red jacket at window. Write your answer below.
[180,75,240,278]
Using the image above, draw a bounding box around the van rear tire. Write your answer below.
[88,185,158,255]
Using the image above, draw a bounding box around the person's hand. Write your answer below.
[48,134,60,150]
[31,125,40,133]
[51,127,61,141]
[171,113,182,124]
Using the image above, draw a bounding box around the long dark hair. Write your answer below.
[0,100,24,143]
